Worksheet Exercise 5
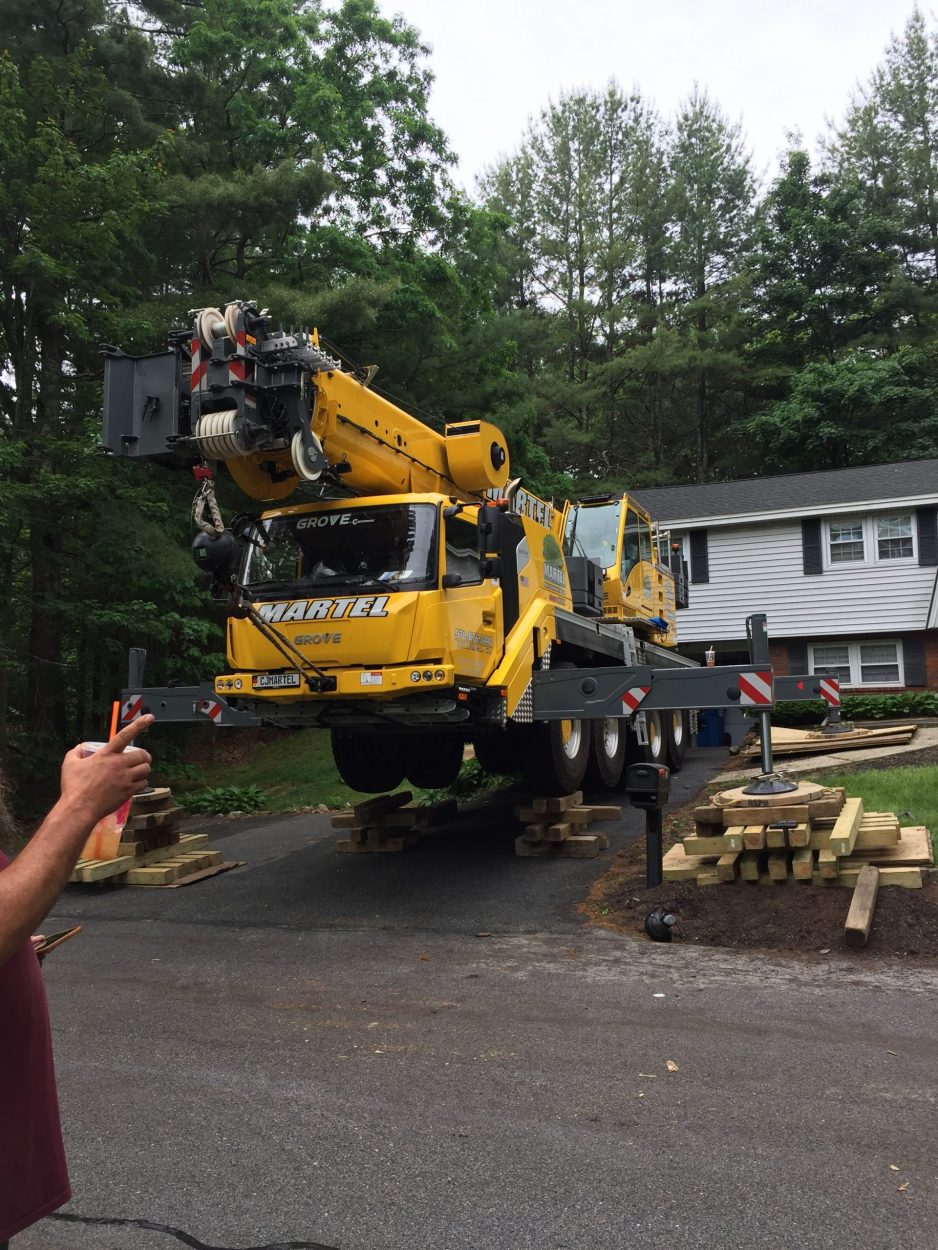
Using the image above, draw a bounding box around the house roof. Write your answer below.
[631,459,938,525]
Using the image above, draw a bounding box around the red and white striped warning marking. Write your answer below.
[190,337,205,390]
[739,670,773,707]
[621,685,651,713]
[121,695,144,724]
[819,676,841,707]
[196,698,223,722]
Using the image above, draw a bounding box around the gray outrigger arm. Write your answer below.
[531,663,776,721]
[120,648,261,727]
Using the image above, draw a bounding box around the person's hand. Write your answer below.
[59,715,155,825]
[31,935,44,952]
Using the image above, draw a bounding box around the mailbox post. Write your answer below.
[625,762,671,888]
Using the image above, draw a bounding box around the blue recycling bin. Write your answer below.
[696,708,725,748]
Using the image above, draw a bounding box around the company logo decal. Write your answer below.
[257,595,390,623]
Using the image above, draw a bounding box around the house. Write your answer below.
[632,459,938,693]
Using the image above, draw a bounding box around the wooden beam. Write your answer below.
[716,852,740,882]
[829,797,864,857]
[739,851,762,882]
[845,865,880,948]
[742,825,767,851]
[818,847,839,879]
[723,804,809,828]
[723,826,745,852]
[791,847,814,880]
[768,851,791,881]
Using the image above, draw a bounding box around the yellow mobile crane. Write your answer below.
[104,301,780,795]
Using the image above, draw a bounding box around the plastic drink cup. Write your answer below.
[78,741,134,861]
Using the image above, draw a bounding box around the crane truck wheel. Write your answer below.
[645,710,668,768]
[403,734,465,789]
[471,730,521,776]
[585,717,627,789]
[666,709,689,770]
[517,662,592,796]
[330,730,405,793]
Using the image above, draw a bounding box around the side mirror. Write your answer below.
[442,572,463,589]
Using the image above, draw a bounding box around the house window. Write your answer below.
[876,515,914,560]
[823,514,916,568]
[809,640,903,688]
[828,520,865,563]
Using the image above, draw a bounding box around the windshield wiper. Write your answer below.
[306,572,400,593]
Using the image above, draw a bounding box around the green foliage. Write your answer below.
[419,758,514,806]
[178,783,266,815]
[773,692,938,726]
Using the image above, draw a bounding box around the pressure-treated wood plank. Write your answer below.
[818,847,839,879]
[846,826,932,868]
[742,824,767,851]
[768,851,791,881]
[845,865,880,948]
[693,805,726,827]
[716,852,740,882]
[353,791,413,822]
[682,835,729,855]
[723,804,809,828]
[765,824,790,849]
[723,826,745,852]
[662,847,715,882]
[829,797,864,857]
[531,791,583,814]
[739,851,762,882]
[814,865,923,889]
[791,846,814,879]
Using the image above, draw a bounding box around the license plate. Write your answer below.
[252,673,301,689]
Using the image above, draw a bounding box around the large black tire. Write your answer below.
[330,730,405,793]
[472,730,521,776]
[404,734,465,789]
[517,662,592,796]
[666,709,690,772]
[585,716,627,789]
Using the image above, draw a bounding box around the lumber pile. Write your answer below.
[741,724,917,758]
[69,788,235,887]
[663,781,932,889]
[514,791,620,858]
[333,790,457,852]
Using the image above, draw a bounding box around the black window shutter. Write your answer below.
[802,518,823,575]
[903,635,926,687]
[688,530,709,584]
[787,642,808,675]
[917,507,938,567]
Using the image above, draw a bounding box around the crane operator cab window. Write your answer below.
[621,508,643,582]
[444,512,482,585]
[240,503,438,596]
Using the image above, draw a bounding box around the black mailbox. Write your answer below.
[625,762,670,810]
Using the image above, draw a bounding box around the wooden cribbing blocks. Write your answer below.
[514,794,619,858]
[333,793,458,853]
[845,865,880,948]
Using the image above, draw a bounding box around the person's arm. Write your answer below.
[0,715,155,968]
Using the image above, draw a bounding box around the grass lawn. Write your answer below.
[184,729,384,811]
[808,764,938,854]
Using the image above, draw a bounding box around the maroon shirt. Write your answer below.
[0,851,71,1240]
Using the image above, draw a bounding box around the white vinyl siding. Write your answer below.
[810,640,903,688]
[672,518,936,642]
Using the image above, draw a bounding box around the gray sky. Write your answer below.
[382,0,920,188]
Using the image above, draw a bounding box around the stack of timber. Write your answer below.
[741,724,917,758]
[333,791,458,852]
[663,781,932,889]
[69,788,232,887]
[514,792,620,858]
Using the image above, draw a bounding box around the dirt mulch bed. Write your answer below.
[580,746,938,961]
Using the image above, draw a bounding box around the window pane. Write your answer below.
[877,515,913,559]
[811,646,851,681]
[445,514,481,583]
[859,643,900,684]
[829,521,864,562]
